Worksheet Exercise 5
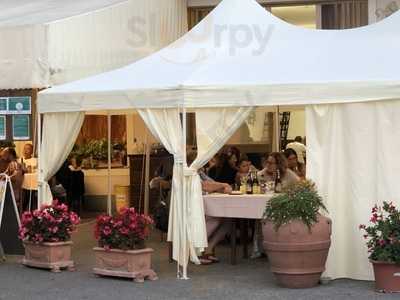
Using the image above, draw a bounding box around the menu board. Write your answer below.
[8,97,31,114]
[12,115,30,140]
[0,116,5,140]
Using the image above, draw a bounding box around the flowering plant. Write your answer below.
[359,202,400,264]
[19,201,80,243]
[95,207,153,250]
[264,180,327,230]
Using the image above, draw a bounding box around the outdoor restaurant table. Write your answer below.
[203,193,274,265]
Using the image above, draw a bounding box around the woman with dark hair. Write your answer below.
[1,147,23,211]
[284,148,306,179]
[257,152,299,189]
[208,153,237,185]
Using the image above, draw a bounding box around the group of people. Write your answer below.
[0,144,37,212]
[197,136,307,264]
[149,137,307,265]
[0,143,85,216]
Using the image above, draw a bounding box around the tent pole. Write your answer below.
[275,106,280,152]
[143,132,150,215]
[37,112,42,207]
[107,113,112,215]
[181,106,188,280]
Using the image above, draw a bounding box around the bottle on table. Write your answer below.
[252,172,260,194]
[274,169,282,193]
[246,173,253,194]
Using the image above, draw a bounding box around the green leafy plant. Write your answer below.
[359,202,400,264]
[264,180,327,230]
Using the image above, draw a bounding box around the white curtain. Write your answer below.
[137,108,187,273]
[186,107,253,257]
[306,100,400,280]
[38,112,85,205]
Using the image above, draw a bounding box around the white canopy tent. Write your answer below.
[0,0,187,89]
[38,0,400,280]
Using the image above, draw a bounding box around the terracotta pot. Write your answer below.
[262,215,332,288]
[371,260,400,293]
[93,247,158,283]
[22,241,74,272]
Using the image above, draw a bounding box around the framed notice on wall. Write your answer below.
[12,115,30,140]
[0,116,5,140]
[8,97,31,114]
[0,98,7,114]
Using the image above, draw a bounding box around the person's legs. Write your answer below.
[205,219,231,255]
[206,216,221,237]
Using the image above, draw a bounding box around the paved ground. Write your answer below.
[0,221,397,300]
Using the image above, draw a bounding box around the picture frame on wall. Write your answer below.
[12,115,30,140]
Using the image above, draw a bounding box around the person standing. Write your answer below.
[67,157,85,216]
[20,143,38,211]
[1,148,24,212]
[285,136,307,164]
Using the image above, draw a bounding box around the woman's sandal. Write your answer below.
[198,256,213,265]
[203,254,219,263]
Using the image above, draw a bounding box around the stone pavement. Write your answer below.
[0,221,397,300]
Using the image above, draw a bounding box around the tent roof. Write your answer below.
[0,0,127,27]
[39,0,400,113]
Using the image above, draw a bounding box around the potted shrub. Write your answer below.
[19,201,80,272]
[359,202,400,293]
[262,180,332,288]
[93,207,158,283]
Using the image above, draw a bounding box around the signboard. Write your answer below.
[0,98,8,114]
[0,179,24,255]
[12,115,30,140]
[0,116,5,140]
[8,97,31,114]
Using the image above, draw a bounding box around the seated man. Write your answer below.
[198,163,232,265]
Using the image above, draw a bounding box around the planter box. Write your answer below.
[22,241,74,272]
[371,260,400,293]
[93,247,158,283]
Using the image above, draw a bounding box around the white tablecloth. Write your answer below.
[203,193,274,219]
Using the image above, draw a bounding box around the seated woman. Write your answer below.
[208,153,237,185]
[257,152,300,187]
[252,152,300,258]
[284,148,306,179]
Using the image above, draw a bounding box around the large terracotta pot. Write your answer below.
[371,260,400,293]
[93,247,158,283]
[22,241,74,272]
[262,215,332,288]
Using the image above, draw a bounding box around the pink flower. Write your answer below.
[103,226,112,236]
[370,213,378,223]
[378,240,386,246]
[372,205,378,213]
[70,212,80,225]
[60,203,68,212]
[119,227,129,235]
[359,224,366,230]
[363,234,368,239]
[51,226,59,234]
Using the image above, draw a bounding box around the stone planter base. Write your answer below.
[22,241,74,273]
[93,247,158,283]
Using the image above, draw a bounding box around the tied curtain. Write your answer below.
[139,107,252,277]
[306,100,400,280]
[186,107,253,252]
[38,112,85,206]
[138,108,187,274]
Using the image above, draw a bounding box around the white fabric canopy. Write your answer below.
[307,101,400,280]
[39,0,400,113]
[0,0,187,89]
[36,0,400,281]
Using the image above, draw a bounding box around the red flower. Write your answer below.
[359,224,366,230]
[119,227,129,235]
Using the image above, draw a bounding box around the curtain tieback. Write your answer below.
[183,167,198,177]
